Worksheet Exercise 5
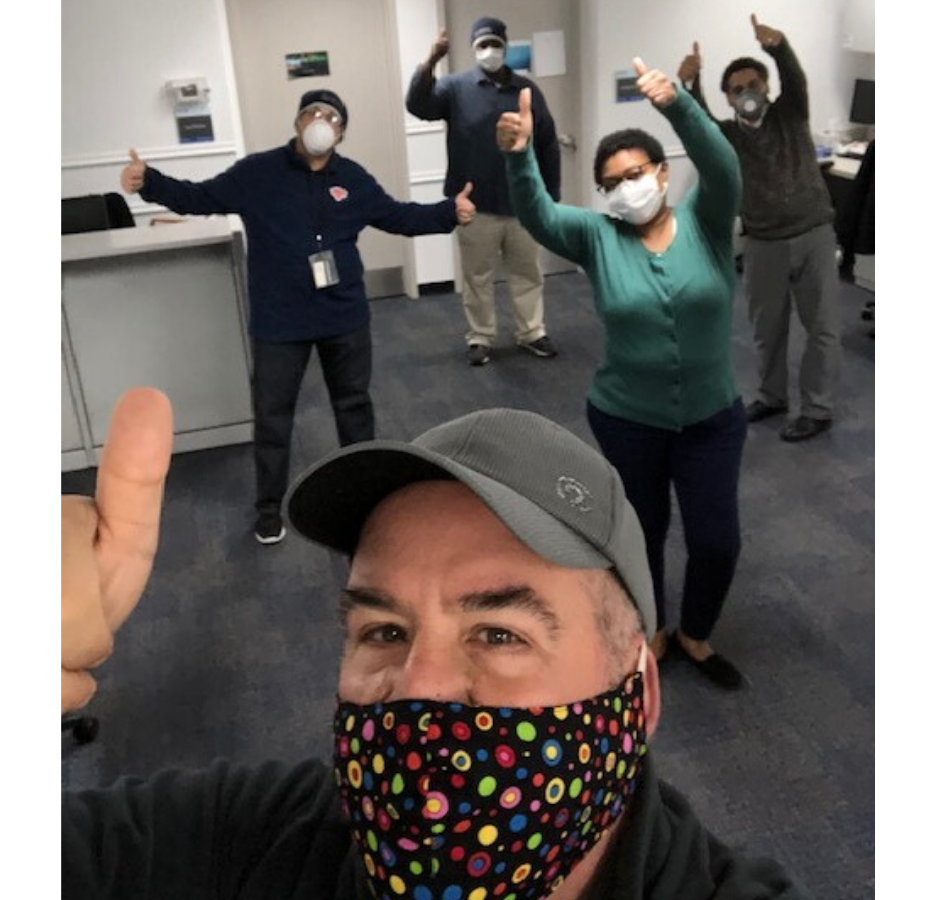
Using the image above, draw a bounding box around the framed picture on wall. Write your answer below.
[286,51,330,79]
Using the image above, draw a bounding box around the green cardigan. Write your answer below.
[504,88,742,430]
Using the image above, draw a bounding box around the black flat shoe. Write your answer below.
[670,635,744,690]
[745,400,788,423]
[780,416,832,443]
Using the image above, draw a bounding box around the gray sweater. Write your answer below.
[687,40,834,241]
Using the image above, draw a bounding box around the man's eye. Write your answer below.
[361,624,407,644]
[478,627,524,646]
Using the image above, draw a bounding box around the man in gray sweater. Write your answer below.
[678,15,840,442]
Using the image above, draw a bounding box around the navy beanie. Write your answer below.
[470,16,507,46]
[297,89,348,125]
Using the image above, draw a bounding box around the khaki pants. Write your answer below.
[457,212,546,347]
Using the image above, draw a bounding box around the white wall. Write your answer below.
[61,0,874,237]
[580,0,874,208]
[61,0,244,214]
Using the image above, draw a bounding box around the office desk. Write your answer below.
[62,218,254,471]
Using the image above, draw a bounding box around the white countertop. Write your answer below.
[62,217,239,263]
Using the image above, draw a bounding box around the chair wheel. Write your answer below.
[72,717,99,745]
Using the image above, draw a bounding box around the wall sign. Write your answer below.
[286,51,330,79]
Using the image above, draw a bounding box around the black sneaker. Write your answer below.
[254,513,286,545]
[467,344,491,366]
[518,335,558,358]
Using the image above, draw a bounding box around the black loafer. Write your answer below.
[670,635,744,690]
[745,400,788,423]
[780,416,832,442]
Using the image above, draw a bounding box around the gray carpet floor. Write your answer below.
[62,270,874,899]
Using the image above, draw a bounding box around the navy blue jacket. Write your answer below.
[140,141,459,341]
[406,66,560,216]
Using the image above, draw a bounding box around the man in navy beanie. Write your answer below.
[406,16,562,367]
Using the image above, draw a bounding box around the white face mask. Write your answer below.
[302,119,337,157]
[475,46,505,73]
[607,166,667,225]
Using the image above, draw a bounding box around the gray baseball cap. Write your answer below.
[285,408,656,634]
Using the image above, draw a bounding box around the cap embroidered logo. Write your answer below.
[330,186,349,202]
[556,476,594,513]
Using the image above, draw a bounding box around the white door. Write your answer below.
[224,0,419,297]
[396,0,582,283]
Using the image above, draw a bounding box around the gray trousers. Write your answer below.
[457,212,546,347]
[744,222,840,419]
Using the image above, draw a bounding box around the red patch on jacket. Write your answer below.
[330,186,349,202]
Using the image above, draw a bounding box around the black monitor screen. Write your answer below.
[849,79,874,125]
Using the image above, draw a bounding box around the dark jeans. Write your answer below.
[587,398,747,640]
[252,327,374,517]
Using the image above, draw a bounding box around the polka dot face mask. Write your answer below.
[333,672,648,900]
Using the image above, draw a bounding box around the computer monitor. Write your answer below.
[849,79,874,125]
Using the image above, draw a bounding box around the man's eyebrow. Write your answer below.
[459,587,562,636]
[339,586,562,635]
[339,588,398,624]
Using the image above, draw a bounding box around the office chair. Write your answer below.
[104,192,136,229]
[62,193,136,235]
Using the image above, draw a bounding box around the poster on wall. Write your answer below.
[176,103,215,143]
[532,31,566,77]
[506,40,531,75]
[286,51,330,79]
[615,69,642,103]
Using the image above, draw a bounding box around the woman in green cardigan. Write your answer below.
[497,58,747,690]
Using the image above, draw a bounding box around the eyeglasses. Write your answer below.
[596,161,659,195]
[303,105,343,126]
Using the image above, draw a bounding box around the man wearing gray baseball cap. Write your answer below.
[62,390,805,898]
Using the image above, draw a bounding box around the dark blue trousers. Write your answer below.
[252,326,374,517]
[587,398,747,640]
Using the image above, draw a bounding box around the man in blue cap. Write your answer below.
[120,90,475,545]
[406,16,562,367]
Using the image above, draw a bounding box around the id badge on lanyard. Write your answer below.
[309,249,339,288]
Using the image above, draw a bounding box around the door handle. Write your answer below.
[557,133,577,151]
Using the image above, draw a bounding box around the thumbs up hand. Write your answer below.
[120,148,146,194]
[496,86,533,152]
[677,41,702,85]
[455,181,475,225]
[633,57,676,108]
[751,14,783,49]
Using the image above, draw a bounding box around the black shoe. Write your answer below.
[670,635,743,691]
[745,400,788,423]
[518,335,558,358]
[467,344,491,366]
[254,513,286,545]
[780,416,832,443]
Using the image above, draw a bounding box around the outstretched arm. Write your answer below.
[405,28,451,121]
[676,41,716,120]
[498,88,596,266]
[62,388,173,713]
[751,14,808,117]
[633,57,741,240]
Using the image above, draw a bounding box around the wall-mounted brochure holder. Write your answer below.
[166,78,214,143]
